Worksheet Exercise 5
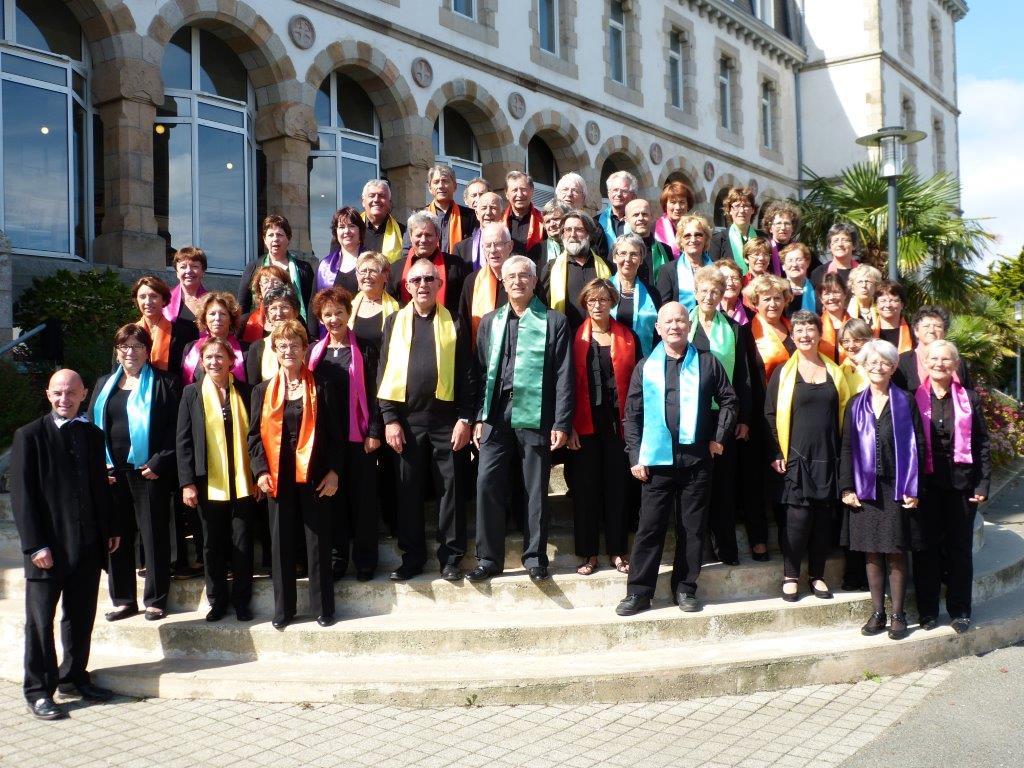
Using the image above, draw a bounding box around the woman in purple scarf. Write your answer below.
[839,339,925,641]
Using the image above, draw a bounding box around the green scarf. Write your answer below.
[482,296,548,429]
[650,240,672,277]
[727,224,757,275]
[689,308,735,411]
[265,253,307,321]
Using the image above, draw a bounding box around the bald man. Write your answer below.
[10,370,121,719]
[616,303,737,616]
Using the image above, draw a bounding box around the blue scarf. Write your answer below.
[796,279,817,313]
[610,275,658,357]
[638,342,700,466]
[597,209,618,253]
[91,363,154,469]
[675,254,711,311]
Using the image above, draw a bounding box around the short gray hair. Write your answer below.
[542,199,571,216]
[407,258,439,279]
[501,254,537,279]
[466,177,491,192]
[361,179,391,198]
[357,250,390,273]
[407,210,441,235]
[555,172,586,194]
[505,170,534,188]
[427,163,455,185]
[611,233,647,258]
[926,339,960,362]
[855,338,899,368]
[827,222,861,256]
[606,170,639,193]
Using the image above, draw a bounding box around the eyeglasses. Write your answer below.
[503,273,533,284]
[681,232,706,240]
[357,268,382,277]
[482,240,512,251]
[561,225,588,235]
[274,342,305,353]
[116,344,146,353]
[585,296,613,306]
[696,288,723,297]
[407,275,437,285]
[730,203,753,211]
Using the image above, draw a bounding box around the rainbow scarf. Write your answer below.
[915,378,973,473]
[308,329,371,442]
[91,363,154,469]
[638,342,700,466]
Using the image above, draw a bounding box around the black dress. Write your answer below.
[775,375,839,506]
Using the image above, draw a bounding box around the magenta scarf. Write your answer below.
[163,284,207,323]
[720,300,749,326]
[849,387,918,502]
[914,378,972,473]
[654,215,681,259]
[181,334,245,385]
[308,329,370,442]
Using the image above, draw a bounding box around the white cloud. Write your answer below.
[958,75,1024,266]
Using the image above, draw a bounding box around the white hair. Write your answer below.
[556,172,586,193]
[407,211,441,235]
[501,254,537,278]
[606,170,639,193]
[361,179,391,197]
[855,338,899,368]
[926,339,960,362]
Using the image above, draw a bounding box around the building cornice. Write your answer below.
[940,0,969,22]
[685,0,808,69]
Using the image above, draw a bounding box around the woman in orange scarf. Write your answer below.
[248,319,344,629]
[874,280,914,354]
[818,273,851,363]
[132,277,179,377]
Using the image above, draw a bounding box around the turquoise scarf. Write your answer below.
[482,297,548,429]
[597,209,618,253]
[610,275,658,357]
[638,342,700,466]
[91,363,154,468]
[675,253,711,311]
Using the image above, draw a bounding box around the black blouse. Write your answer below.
[106,388,132,469]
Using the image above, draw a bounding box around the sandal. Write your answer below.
[576,557,598,576]
[612,556,630,574]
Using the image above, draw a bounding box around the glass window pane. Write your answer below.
[669,55,681,108]
[317,131,336,151]
[341,137,376,159]
[315,76,331,127]
[198,29,246,102]
[198,101,245,128]
[308,155,337,259]
[341,157,376,216]
[92,112,104,252]
[1,53,66,86]
[153,122,193,262]
[610,1,624,24]
[2,80,69,252]
[162,27,192,91]
[432,119,440,155]
[73,101,86,257]
[609,28,623,83]
[539,0,557,54]
[197,125,246,270]
[15,0,81,60]
[453,0,474,18]
[442,107,478,162]
[157,95,191,118]
[336,73,376,136]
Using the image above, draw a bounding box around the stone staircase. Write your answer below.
[0,472,1020,706]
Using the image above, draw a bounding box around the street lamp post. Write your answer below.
[855,126,927,282]
[1015,301,1022,402]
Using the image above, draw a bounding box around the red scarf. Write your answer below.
[259,368,317,496]
[242,305,266,344]
[751,314,791,381]
[503,206,545,253]
[572,318,637,436]
[400,250,448,307]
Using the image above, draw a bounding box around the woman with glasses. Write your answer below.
[894,306,973,391]
[655,214,712,314]
[708,188,765,272]
[181,292,246,386]
[245,286,302,385]
[741,238,773,286]
[716,260,749,326]
[240,264,290,346]
[761,201,804,276]
[811,223,861,293]
[90,324,180,622]
[874,280,914,354]
[846,264,882,324]
[818,274,851,363]
[608,234,661,357]
[653,180,695,260]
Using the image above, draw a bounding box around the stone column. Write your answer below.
[91,59,166,269]
[0,229,11,344]
[256,102,317,258]
[380,124,434,222]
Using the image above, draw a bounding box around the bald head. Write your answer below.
[46,369,87,419]
[655,301,690,353]
[625,198,653,237]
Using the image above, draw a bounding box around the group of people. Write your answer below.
[11,165,990,721]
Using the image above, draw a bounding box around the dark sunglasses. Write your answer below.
[408,275,437,285]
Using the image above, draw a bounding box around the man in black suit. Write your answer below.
[10,369,121,720]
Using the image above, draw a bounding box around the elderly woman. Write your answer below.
[567,279,643,575]
[840,339,925,641]
[838,318,872,393]
[655,214,711,313]
[766,311,851,600]
[717,259,749,325]
[90,324,179,621]
[316,206,366,297]
[846,264,882,324]
[895,305,973,391]
[608,234,661,356]
[176,336,255,622]
[181,292,245,386]
[248,319,343,629]
[781,243,816,317]
[741,238,773,286]
[708,187,765,272]
[690,265,752,565]
[132,276,178,376]
[818,274,851,363]
[164,246,209,361]
[308,287,383,581]
[811,223,861,291]
[238,214,315,327]
[541,199,570,262]
[742,274,794,383]
[653,180,695,259]
[912,340,990,634]
[245,286,300,385]
[874,280,914,353]
[240,264,290,345]
[762,200,803,276]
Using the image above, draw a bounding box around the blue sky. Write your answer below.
[956,1,1024,80]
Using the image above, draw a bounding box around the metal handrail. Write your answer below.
[0,323,46,357]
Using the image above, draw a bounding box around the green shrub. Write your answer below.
[0,359,47,450]
[14,269,136,388]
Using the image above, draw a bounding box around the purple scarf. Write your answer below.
[849,387,918,502]
[163,284,207,323]
[316,249,350,293]
[307,329,370,443]
[769,240,784,276]
[181,334,245,385]
[469,229,484,270]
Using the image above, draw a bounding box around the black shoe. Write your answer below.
[171,565,203,580]
[356,570,374,582]
[615,594,651,616]
[466,565,499,582]
[316,614,335,627]
[104,605,138,622]
[389,566,422,582]
[144,609,166,621]
[271,617,290,630]
[441,564,463,581]
[57,681,113,702]
[808,579,833,600]
[861,611,887,635]
[919,615,939,631]
[951,617,971,634]
[528,566,550,583]
[781,579,800,603]
[750,549,770,562]
[235,606,253,622]
[888,612,908,640]
[206,606,227,622]
[27,697,67,720]
[677,593,701,612]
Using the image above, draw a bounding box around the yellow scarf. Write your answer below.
[840,358,868,394]
[470,267,500,348]
[362,213,404,264]
[202,374,253,501]
[549,251,611,313]
[377,303,458,402]
[351,290,399,319]
[775,352,852,461]
[260,339,279,382]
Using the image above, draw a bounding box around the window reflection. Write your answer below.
[197,126,245,271]
[15,0,81,60]
[161,28,191,91]
[308,156,337,259]
[198,30,246,102]
[154,122,193,261]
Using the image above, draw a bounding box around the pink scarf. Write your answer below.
[181,334,245,385]
[720,300,749,326]
[308,329,370,443]
[163,284,207,323]
[653,215,681,259]
[826,257,859,275]
[914,378,973,473]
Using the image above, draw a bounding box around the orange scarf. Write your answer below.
[259,368,317,496]
[503,206,545,253]
[469,267,500,348]
[819,311,850,363]
[138,315,172,371]
[751,314,791,381]
[400,250,448,307]
[572,318,637,436]
[428,201,463,249]
[872,316,913,353]
[242,305,266,344]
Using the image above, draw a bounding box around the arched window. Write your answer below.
[713,187,730,228]
[433,106,480,203]
[308,71,380,258]
[154,26,255,271]
[0,0,96,259]
[527,135,558,207]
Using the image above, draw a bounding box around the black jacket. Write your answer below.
[10,415,116,579]
[708,228,768,264]
[176,378,253,487]
[457,268,509,338]
[920,387,991,498]
[245,338,272,385]
[690,313,753,426]
[893,349,974,392]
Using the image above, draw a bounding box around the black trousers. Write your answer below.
[737,434,770,548]
[24,545,101,702]
[913,488,977,619]
[627,457,712,599]
[476,419,551,571]
[196,481,253,611]
[173,492,204,568]
[781,502,833,580]
[108,469,171,610]
[267,477,333,622]
[708,436,739,562]
[568,431,631,557]
[395,420,467,571]
[377,447,398,536]
[331,442,380,574]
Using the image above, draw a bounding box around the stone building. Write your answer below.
[0,0,966,310]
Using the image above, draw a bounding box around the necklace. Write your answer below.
[286,377,301,391]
